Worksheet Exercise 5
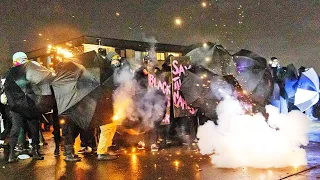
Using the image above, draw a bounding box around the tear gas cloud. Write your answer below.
[112,58,166,132]
[197,96,310,168]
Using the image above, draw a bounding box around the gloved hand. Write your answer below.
[0,93,7,105]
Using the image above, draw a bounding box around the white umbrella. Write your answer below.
[294,68,319,112]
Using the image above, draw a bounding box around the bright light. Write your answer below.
[59,119,65,125]
[202,2,207,7]
[132,147,136,153]
[116,12,120,16]
[203,43,208,48]
[175,18,182,26]
[112,115,119,121]
[48,45,52,49]
[23,40,26,42]
[38,33,42,36]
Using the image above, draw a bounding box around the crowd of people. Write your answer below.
[0,50,199,163]
[0,48,318,164]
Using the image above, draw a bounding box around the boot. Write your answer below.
[8,146,17,163]
[64,145,81,162]
[32,145,44,160]
[54,140,60,156]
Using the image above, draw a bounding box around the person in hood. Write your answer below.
[4,52,44,162]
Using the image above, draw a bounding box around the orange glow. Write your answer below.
[174,160,180,171]
[59,119,65,125]
[132,147,136,153]
[113,97,133,124]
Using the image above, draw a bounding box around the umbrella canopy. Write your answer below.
[294,68,319,112]
[185,42,236,76]
[52,51,115,129]
[181,66,220,119]
[4,61,54,117]
[233,49,274,106]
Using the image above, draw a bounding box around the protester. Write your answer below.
[96,52,121,160]
[4,52,44,162]
[0,78,11,148]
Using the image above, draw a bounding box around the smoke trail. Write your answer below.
[197,97,310,168]
[142,34,158,68]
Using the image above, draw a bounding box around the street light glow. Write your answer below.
[175,18,182,26]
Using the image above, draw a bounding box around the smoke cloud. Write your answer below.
[112,63,166,133]
[197,97,310,168]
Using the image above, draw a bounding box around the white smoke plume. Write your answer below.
[197,97,310,168]
[142,34,158,68]
[112,64,166,132]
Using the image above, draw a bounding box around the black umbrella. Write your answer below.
[180,65,246,120]
[185,42,236,76]
[4,62,54,118]
[52,51,115,129]
[233,49,274,107]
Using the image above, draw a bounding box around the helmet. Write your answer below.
[12,52,28,66]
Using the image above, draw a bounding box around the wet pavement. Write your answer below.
[0,123,320,180]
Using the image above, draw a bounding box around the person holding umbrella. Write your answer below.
[4,52,50,162]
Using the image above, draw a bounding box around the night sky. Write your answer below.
[0,0,319,72]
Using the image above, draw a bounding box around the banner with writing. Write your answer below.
[148,71,171,124]
[171,57,196,117]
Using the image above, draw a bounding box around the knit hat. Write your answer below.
[12,52,28,66]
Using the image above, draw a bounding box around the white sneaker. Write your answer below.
[137,141,145,150]
[151,144,159,152]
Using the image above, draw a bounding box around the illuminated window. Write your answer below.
[156,53,165,60]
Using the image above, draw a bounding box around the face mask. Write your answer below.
[13,58,27,66]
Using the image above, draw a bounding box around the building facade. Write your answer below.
[26,35,186,70]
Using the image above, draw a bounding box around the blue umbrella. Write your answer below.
[294,68,319,112]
